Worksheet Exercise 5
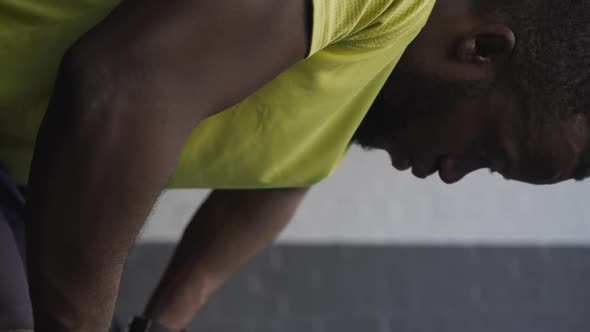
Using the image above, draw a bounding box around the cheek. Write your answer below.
[516,119,587,183]
[548,120,587,177]
[564,116,588,157]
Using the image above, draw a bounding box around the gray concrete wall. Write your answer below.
[118,245,590,332]
[140,146,590,245]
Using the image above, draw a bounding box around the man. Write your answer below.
[1,0,589,331]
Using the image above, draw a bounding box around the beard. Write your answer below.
[352,68,489,149]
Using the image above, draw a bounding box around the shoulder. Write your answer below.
[308,0,436,55]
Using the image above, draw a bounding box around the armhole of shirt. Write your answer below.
[304,0,314,57]
[306,0,327,58]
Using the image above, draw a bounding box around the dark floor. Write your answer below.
[116,245,590,332]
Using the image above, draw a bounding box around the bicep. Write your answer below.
[71,0,312,126]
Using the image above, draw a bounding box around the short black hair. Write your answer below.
[479,0,590,180]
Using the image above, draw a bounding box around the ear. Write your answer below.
[456,24,516,65]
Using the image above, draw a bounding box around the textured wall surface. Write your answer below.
[117,245,590,332]
[141,146,590,245]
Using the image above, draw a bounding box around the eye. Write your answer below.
[479,149,498,174]
[479,146,507,175]
[489,160,506,174]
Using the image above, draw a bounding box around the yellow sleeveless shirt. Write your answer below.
[0,0,435,189]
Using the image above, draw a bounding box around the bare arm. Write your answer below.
[25,0,311,331]
[144,188,309,331]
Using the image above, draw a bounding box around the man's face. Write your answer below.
[354,64,587,185]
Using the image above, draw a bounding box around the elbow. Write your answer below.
[51,45,127,138]
[54,44,204,137]
[52,45,152,142]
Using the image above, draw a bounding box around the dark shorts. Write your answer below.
[0,170,33,330]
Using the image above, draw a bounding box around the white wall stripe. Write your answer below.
[139,147,590,245]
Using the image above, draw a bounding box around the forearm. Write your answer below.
[144,188,308,331]
[26,53,197,331]
[24,0,310,328]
